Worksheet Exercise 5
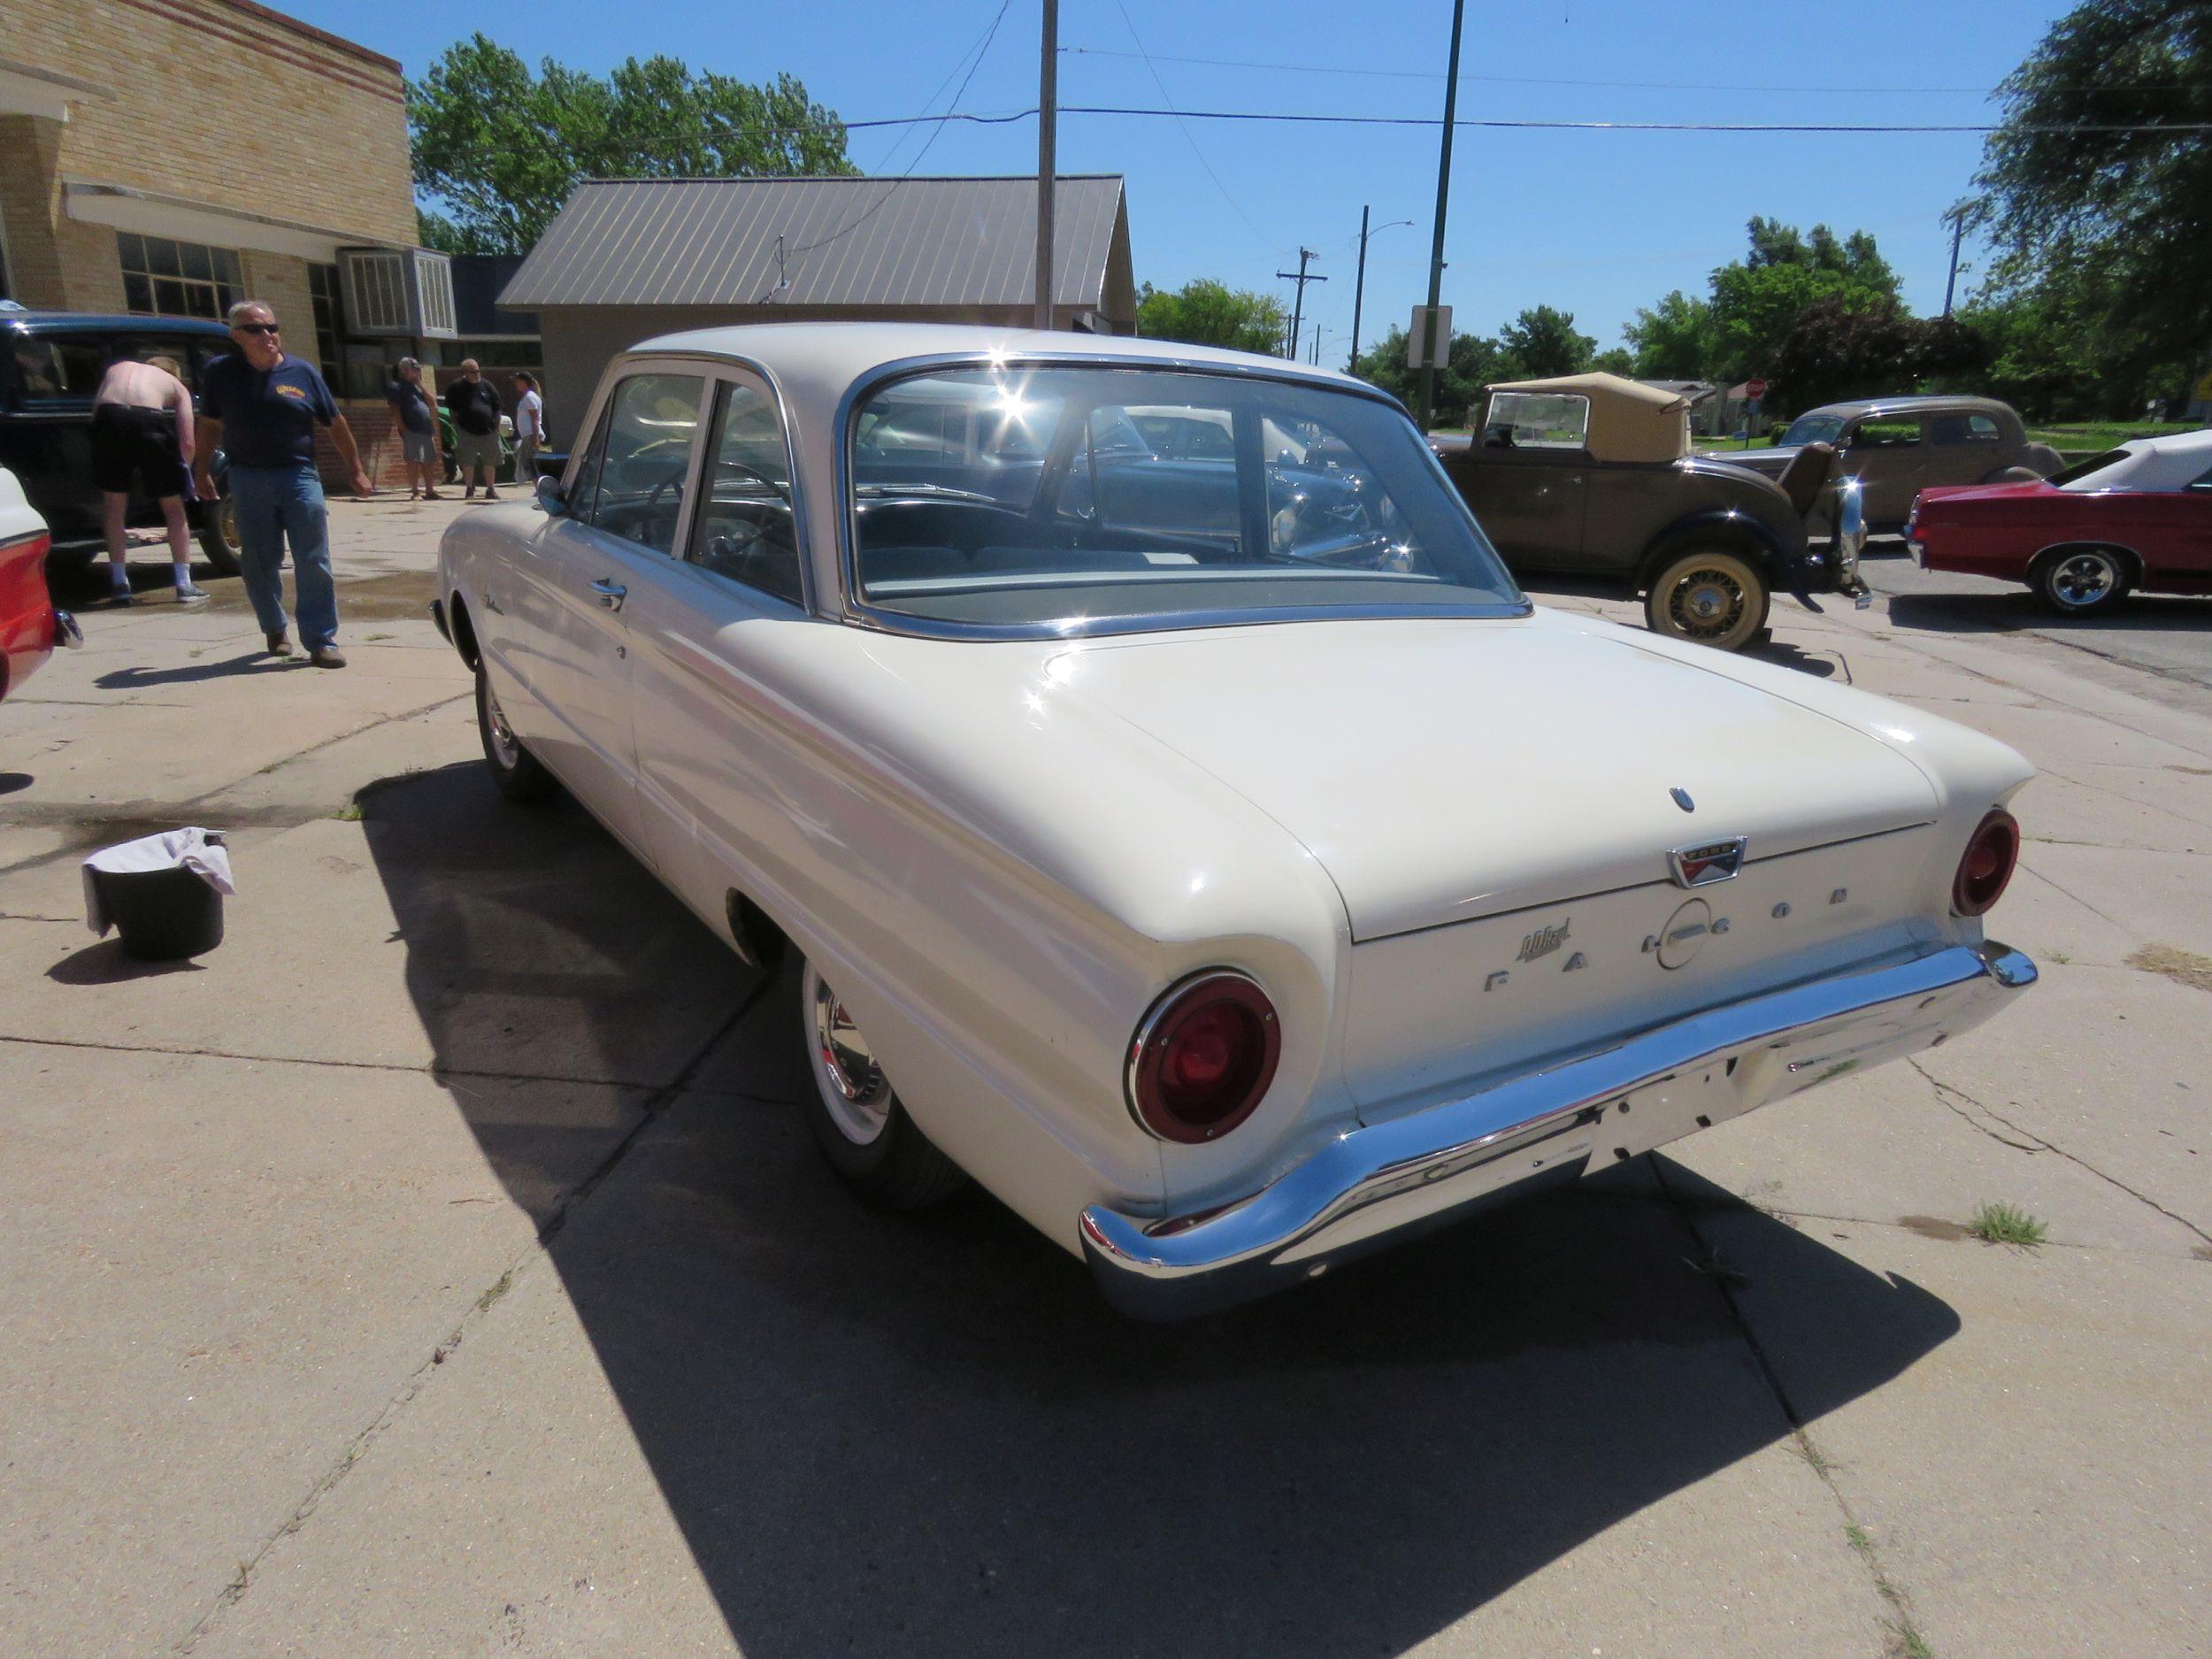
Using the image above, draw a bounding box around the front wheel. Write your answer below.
[1644,549,1771,651]
[196,494,241,576]
[795,955,966,1210]
[2033,548,2128,618]
[474,658,559,803]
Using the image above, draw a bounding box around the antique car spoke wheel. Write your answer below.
[795,956,967,1209]
[2037,549,2124,616]
[195,493,242,577]
[1644,550,1770,652]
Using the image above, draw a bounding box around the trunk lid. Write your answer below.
[1058,613,1939,941]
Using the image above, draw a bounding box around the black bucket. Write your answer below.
[94,864,226,961]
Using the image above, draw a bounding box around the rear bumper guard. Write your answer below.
[1081,940,2035,1318]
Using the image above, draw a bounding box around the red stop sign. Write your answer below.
[1745,379,1769,401]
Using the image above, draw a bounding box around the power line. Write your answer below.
[1108,0,1276,251]
[841,106,2212,135]
[1060,44,2196,98]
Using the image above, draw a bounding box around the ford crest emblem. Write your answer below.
[1669,836,1748,888]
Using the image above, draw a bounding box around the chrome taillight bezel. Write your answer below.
[1125,970,1281,1144]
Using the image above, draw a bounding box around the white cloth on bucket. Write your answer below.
[82,828,235,937]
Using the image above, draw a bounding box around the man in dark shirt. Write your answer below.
[194,300,371,668]
[386,357,442,502]
[443,358,504,502]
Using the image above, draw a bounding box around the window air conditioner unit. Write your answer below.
[338,246,457,340]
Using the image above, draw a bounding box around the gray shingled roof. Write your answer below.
[500,175,1125,310]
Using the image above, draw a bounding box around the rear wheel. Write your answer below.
[2032,548,2128,618]
[795,955,966,1210]
[196,494,241,576]
[474,658,558,803]
[1644,549,1770,652]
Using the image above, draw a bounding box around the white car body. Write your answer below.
[435,324,2036,1317]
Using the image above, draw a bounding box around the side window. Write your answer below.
[1852,418,1921,449]
[1482,392,1589,450]
[1928,412,1999,446]
[9,336,107,401]
[686,378,803,608]
[577,373,703,553]
[565,398,618,526]
[1967,413,2001,442]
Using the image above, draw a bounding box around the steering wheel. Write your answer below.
[711,456,789,501]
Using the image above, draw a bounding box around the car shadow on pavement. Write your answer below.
[364,760,1960,1658]
[1887,590,2212,635]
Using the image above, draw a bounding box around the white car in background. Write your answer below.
[434,324,2039,1317]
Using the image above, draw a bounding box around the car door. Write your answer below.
[509,367,708,864]
[2139,465,2212,582]
[619,368,817,927]
[1839,415,1927,527]
[1444,391,1589,571]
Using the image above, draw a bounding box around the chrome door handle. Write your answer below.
[590,578,626,611]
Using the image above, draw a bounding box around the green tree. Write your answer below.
[1496,305,1596,380]
[1591,346,1636,376]
[1768,296,1990,411]
[1135,279,1290,355]
[1625,290,1717,379]
[407,35,853,253]
[1970,0,2212,407]
[1352,326,1504,426]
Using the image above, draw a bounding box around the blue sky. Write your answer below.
[296,0,2072,363]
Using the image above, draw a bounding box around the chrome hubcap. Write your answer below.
[485,687,520,768]
[1669,567,1745,640]
[2052,553,2116,608]
[810,966,893,1144]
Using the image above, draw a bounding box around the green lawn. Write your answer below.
[2025,421,2198,450]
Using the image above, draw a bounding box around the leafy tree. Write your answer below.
[1625,290,1717,379]
[1767,296,1990,411]
[1970,0,2212,406]
[408,35,853,253]
[1135,279,1289,355]
[1497,305,1595,380]
[1351,326,1503,425]
[1591,346,1636,375]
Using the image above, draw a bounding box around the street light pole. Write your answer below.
[1941,208,1965,318]
[1347,209,1412,373]
[1035,0,1057,330]
[1413,0,1467,431]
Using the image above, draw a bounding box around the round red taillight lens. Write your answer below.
[1953,809,2020,917]
[1126,972,1281,1143]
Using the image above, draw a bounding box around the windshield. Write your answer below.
[848,366,1521,631]
[1781,413,1847,448]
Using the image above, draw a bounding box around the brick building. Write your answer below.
[0,0,451,485]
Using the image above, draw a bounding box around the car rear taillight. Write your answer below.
[1952,810,2020,917]
[1125,972,1280,1143]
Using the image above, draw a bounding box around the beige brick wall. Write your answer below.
[0,0,415,311]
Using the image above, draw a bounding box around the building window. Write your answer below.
[308,263,343,385]
[119,233,243,320]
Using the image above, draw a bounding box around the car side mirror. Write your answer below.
[534,474,566,517]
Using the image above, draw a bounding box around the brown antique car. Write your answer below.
[1704,395,2063,534]
[1434,373,1866,651]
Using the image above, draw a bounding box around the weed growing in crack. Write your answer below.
[1970,1201,2047,1248]
[332,803,365,822]
[1846,1523,1874,1554]
[1791,1437,1837,1476]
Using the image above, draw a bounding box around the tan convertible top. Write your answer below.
[1483,372,1692,464]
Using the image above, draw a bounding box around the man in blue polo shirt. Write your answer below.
[194,300,373,668]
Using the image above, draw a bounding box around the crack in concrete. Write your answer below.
[1909,1057,2212,1249]
[0,1030,777,1102]
[168,972,774,1654]
[1647,1158,1935,1657]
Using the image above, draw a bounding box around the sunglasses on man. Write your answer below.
[234,322,280,336]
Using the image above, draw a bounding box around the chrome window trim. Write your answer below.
[829,350,1532,642]
[679,363,812,614]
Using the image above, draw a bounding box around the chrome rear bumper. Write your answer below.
[1081,941,2035,1319]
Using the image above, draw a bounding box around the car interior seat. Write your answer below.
[1775,440,1838,518]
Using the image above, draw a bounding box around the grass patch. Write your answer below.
[2128,942,2212,995]
[2026,420,2197,451]
[1970,1201,2047,1248]
[331,803,365,822]
[1846,1523,1874,1554]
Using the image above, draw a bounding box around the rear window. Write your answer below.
[1481,392,1589,450]
[848,365,1521,634]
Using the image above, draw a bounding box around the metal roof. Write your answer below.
[500,175,1127,311]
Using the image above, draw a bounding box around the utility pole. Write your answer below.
[1276,247,1326,363]
[1414,0,1468,431]
[1034,0,1057,329]
[1941,207,1965,318]
[1347,207,1412,372]
[1310,326,1325,365]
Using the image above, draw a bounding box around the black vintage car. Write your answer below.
[0,308,241,576]
[1433,373,1866,651]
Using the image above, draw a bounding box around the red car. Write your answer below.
[1907,430,2212,616]
[2,466,83,701]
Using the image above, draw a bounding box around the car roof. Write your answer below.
[1797,395,2016,420]
[624,321,1376,413]
[0,309,231,336]
[2056,427,2212,493]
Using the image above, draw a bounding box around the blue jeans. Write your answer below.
[230,464,338,649]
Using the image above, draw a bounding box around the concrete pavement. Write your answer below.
[1,504,2206,1656]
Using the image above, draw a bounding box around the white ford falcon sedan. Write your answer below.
[434,323,2036,1317]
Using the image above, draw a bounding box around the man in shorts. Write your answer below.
[387,357,443,501]
[443,359,503,501]
[90,352,204,605]
[194,300,372,669]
